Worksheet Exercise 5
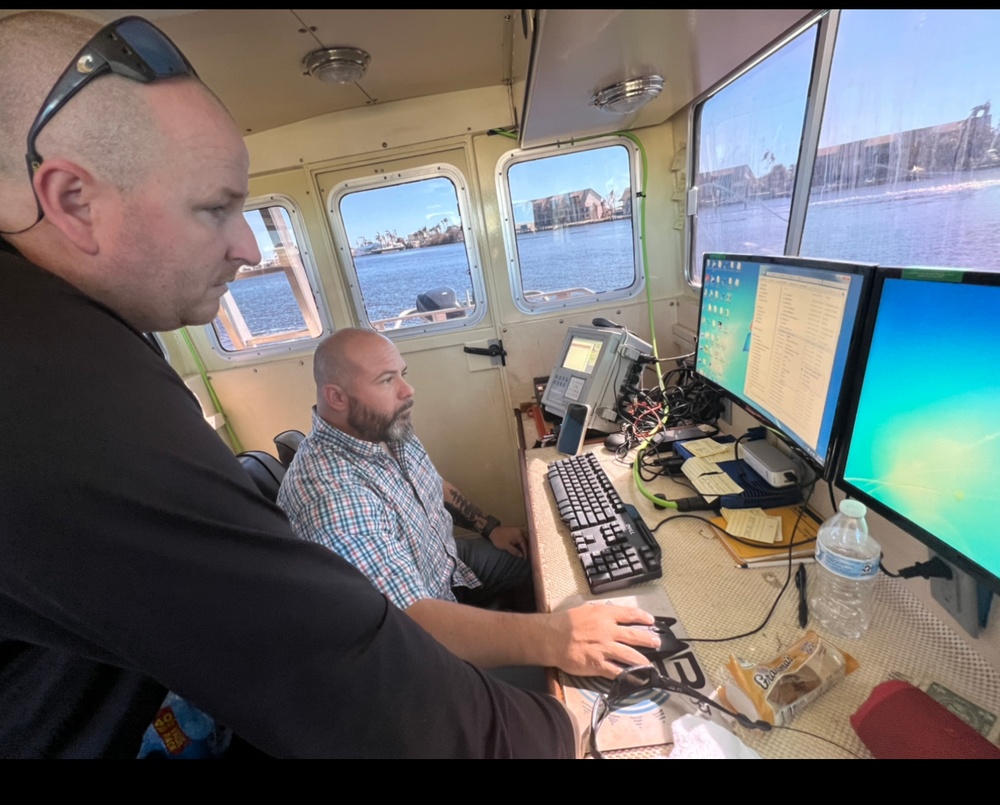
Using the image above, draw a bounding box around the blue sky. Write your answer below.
[331,145,633,241]
[700,9,1000,174]
[339,177,461,245]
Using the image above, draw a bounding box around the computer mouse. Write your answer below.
[628,616,687,660]
[604,432,628,450]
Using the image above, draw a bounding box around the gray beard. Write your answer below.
[347,396,414,443]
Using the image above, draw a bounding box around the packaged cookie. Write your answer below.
[718,631,858,726]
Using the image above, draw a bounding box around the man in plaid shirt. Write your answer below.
[279,328,659,680]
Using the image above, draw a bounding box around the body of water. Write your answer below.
[697,169,1000,270]
[223,174,1000,344]
[516,218,635,293]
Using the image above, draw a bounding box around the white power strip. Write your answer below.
[740,440,799,488]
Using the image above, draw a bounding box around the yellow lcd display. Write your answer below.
[562,337,603,374]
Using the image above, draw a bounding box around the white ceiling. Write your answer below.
[520,9,815,148]
[5,9,526,135]
[4,9,816,144]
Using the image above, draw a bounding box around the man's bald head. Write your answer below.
[0,13,161,201]
[314,328,394,394]
[0,12,233,239]
[0,12,260,332]
[313,329,415,443]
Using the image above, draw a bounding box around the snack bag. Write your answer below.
[718,630,858,726]
[137,692,232,759]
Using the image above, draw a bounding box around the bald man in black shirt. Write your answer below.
[0,11,576,758]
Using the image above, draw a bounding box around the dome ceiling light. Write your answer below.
[303,46,371,84]
[590,75,665,115]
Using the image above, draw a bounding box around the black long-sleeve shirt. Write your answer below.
[0,245,573,758]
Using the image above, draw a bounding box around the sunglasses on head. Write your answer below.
[588,664,771,759]
[4,16,197,235]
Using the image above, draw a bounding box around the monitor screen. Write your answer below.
[562,336,603,374]
[837,267,1000,594]
[695,253,874,473]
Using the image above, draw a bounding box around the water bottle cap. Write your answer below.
[839,499,867,518]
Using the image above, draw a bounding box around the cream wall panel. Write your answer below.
[245,86,513,175]
[399,343,525,528]
[207,357,316,455]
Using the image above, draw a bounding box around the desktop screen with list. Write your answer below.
[697,256,865,465]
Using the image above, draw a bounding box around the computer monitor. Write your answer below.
[541,324,652,433]
[695,253,874,474]
[836,267,1000,595]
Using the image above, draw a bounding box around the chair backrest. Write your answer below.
[273,429,306,468]
[236,451,286,502]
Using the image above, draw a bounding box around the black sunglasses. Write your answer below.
[588,664,771,759]
[6,16,196,235]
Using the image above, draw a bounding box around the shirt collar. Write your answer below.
[309,407,413,462]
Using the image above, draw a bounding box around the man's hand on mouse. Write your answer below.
[542,605,659,679]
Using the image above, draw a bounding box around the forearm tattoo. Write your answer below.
[444,487,488,532]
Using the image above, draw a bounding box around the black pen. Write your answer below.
[795,563,808,628]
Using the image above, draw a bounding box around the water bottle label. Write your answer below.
[816,545,880,580]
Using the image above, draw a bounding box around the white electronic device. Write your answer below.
[739,440,800,488]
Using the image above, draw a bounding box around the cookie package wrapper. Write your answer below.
[718,630,859,726]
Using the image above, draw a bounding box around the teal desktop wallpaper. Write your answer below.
[842,277,1000,581]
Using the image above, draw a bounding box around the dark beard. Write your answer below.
[347,396,414,443]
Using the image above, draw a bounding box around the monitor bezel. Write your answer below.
[834,265,1000,596]
[694,252,876,479]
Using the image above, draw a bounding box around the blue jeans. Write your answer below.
[454,536,534,611]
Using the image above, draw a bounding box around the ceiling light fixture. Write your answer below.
[303,46,371,84]
[590,75,665,115]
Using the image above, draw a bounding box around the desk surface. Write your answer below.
[521,439,1000,758]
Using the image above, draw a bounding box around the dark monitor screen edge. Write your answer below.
[835,266,1000,597]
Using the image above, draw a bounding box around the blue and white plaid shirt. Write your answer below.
[277,409,481,609]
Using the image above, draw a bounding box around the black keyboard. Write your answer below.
[545,452,662,594]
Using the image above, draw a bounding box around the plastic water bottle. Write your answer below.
[809,499,880,639]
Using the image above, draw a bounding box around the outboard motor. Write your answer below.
[415,287,463,319]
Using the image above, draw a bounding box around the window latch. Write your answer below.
[463,339,507,366]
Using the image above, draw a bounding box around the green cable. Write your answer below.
[615,131,663,386]
[632,443,678,509]
[615,131,679,507]
[180,328,243,454]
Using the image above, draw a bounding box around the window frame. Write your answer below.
[685,10,832,287]
[496,137,645,314]
[204,193,333,362]
[326,163,488,339]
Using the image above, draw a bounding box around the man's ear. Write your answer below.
[321,382,350,413]
[32,158,102,255]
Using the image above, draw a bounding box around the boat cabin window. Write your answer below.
[208,196,331,359]
[497,139,644,313]
[688,9,1000,286]
[688,19,818,286]
[801,9,1000,270]
[327,165,487,336]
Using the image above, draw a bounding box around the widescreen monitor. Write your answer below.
[837,267,1000,595]
[695,253,874,475]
